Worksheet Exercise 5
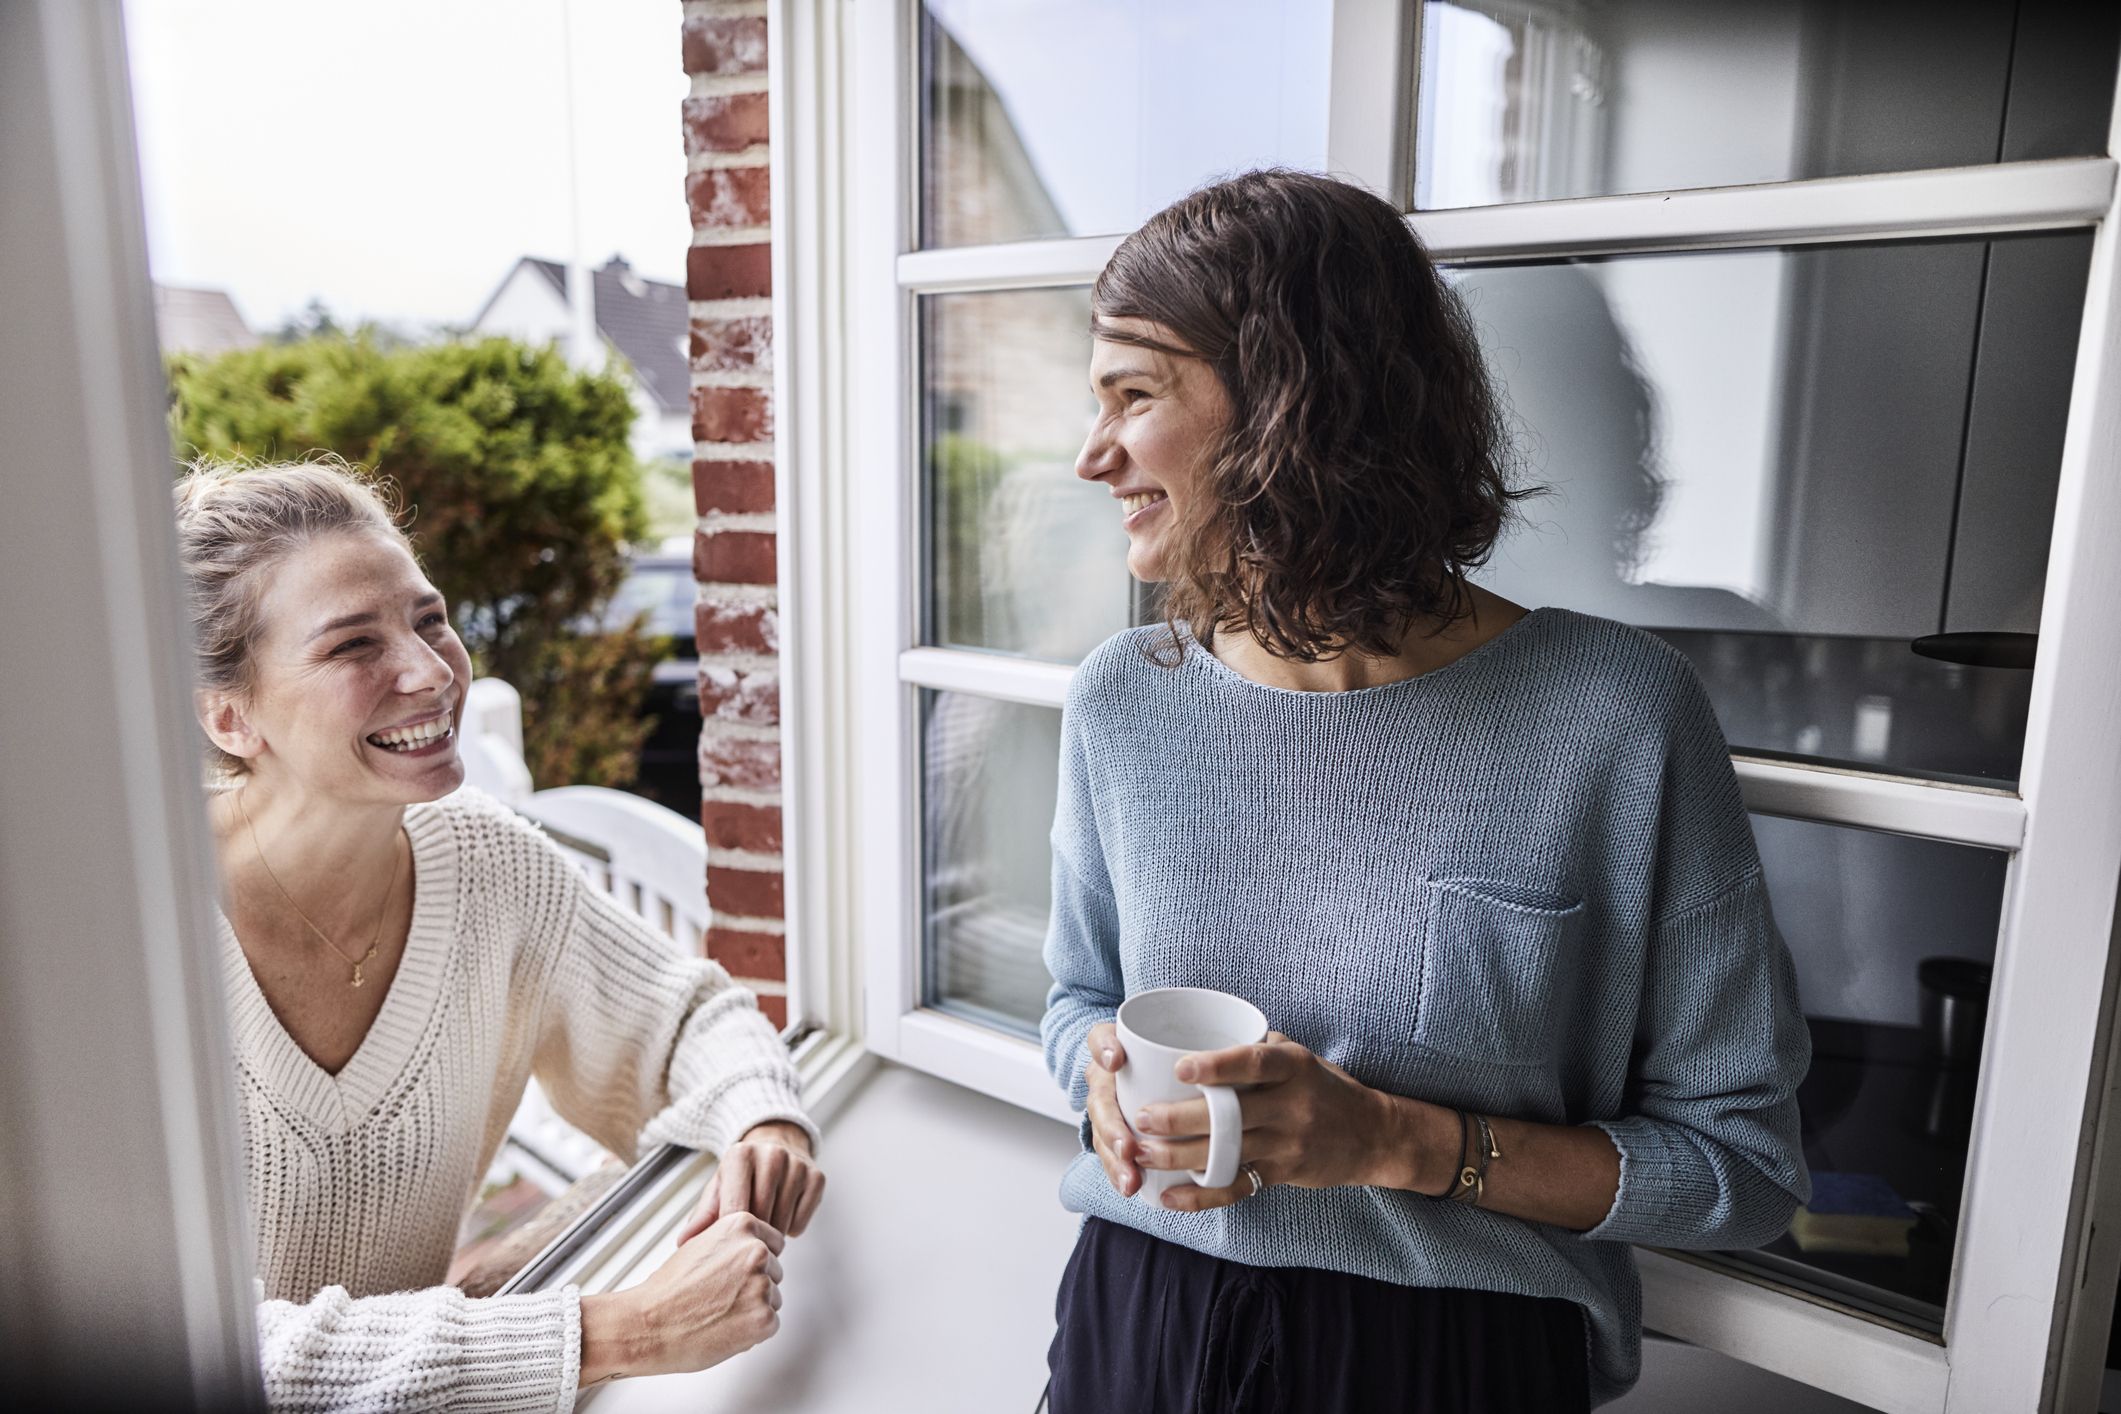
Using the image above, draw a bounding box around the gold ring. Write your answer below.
[1242,1163,1264,1197]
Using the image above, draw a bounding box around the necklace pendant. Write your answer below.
[351,963,365,989]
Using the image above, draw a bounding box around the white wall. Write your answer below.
[472,261,571,346]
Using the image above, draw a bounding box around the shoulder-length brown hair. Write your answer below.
[1093,168,1530,662]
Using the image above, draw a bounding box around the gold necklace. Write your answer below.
[236,789,403,989]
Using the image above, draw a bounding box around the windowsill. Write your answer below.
[562,1058,1082,1412]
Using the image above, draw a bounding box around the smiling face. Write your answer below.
[203,530,471,806]
[1076,318,1235,582]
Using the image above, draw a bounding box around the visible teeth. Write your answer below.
[369,717,453,750]
[1122,493,1166,515]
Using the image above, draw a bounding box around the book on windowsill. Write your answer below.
[1789,1171,1918,1258]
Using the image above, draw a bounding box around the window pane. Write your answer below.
[920,691,1059,1034]
[1416,0,2121,209]
[921,0,1334,248]
[1462,231,2091,784]
[1710,815,2005,1331]
[922,288,1134,663]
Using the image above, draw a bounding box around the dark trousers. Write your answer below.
[1047,1218,1591,1414]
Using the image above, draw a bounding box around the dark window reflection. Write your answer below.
[1465,232,2092,785]
[1652,631,2034,785]
[1699,816,2005,1331]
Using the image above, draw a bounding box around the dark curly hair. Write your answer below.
[1092,168,1532,662]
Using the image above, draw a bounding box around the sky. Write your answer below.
[123,0,691,335]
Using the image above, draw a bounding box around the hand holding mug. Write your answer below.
[1133,1033,1401,1213]
[1082,1021,1143,1199]
[1085,988,1274,1207]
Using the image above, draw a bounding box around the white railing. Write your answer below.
[460,677,711,953]
[458,677,713,1185]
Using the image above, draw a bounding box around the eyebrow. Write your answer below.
[1097,366,1159,389]
[305,592,444,644]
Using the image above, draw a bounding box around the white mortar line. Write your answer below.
[690,72,769,100]
[690,296,772,318]
[708,911,787,933]
[689,146,771,172]
[694,581,778,606]
[708,846,784,870]
[698,511,778,534]
[697,649,780,671]
[693,440,776,462]
[702,785,783,808]
[684,0,767,19]
[690,225,773,247]
[691,369,775,390]
[700,719,780,743]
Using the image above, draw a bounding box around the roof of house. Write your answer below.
[514,256,690,416]
[152,284,256,356]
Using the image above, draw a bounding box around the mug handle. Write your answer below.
[1190,1083,1243,1190]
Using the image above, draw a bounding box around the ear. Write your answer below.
[197,690,265,765]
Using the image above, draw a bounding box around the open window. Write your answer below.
[837,2,2121,1409]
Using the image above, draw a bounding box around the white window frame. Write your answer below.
[829,2,2121,1409]
[5,3,261,1401]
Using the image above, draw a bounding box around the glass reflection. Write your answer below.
[1460,232,2090,783]
[921,691,1060,1034]
[1416,0,2120,210]
[922,289,1133,663]
[1722,815,2005,1328]
[921,0,1333,248]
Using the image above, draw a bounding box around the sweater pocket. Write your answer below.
[1413,878,1585,1068]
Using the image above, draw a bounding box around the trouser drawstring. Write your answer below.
[1194,1265,1287,1414]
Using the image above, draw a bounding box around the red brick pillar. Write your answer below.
[682,0,786,1029]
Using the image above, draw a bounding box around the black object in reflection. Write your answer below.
[1912,631,2038,671]
[1918,958,1993,1069]
[1918,958,1991,1149]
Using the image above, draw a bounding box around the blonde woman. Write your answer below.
[175,460,824,1410]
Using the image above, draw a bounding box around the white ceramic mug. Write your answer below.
[1115,987,1269,1204]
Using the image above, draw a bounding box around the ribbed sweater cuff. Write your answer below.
[1583,1116,1714,1245]
[257,1283,582,1413]
[648,1066,818,1158]
[554,1285,584,1405]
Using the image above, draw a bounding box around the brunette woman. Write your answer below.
[1040,170,1808,1411]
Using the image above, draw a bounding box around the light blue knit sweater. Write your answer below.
[1040,608,1811,1405]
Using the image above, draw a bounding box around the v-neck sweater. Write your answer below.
[225,787,811,1412]
[1039,611,1811,1406]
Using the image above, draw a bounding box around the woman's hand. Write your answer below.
[579,1212,785,1385]
[1082,1021,1145,1198]
[678,1121,827,1243]
[1133,1032,1422,1213]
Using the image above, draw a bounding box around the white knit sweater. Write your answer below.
[222,787,812,1412]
